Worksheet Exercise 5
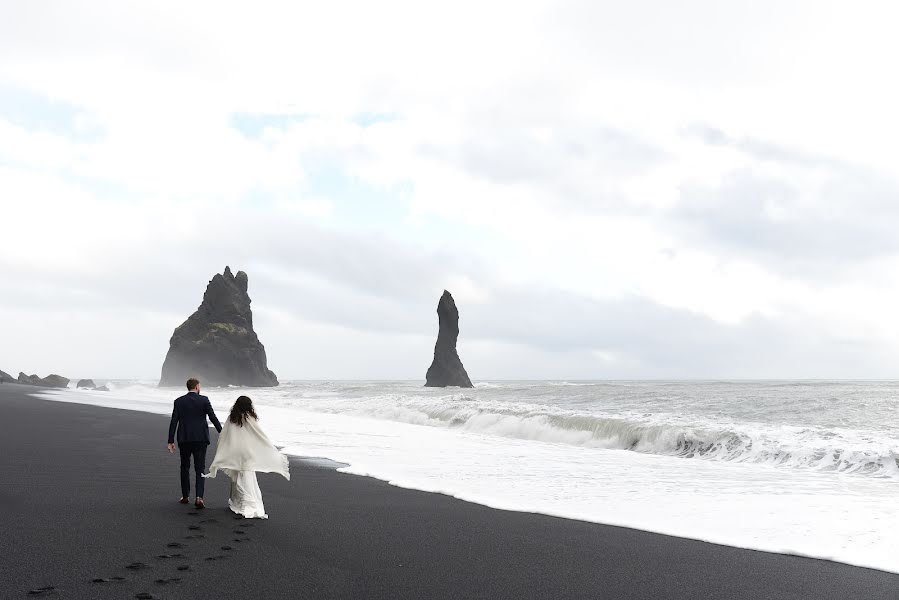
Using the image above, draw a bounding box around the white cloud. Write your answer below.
[3,1,899,378]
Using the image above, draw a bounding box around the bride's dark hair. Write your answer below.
[229,395,257,426]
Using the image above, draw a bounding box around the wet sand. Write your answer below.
[1,383,897,599]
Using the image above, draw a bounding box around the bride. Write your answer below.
[205,396,289,519]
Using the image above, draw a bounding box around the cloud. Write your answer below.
[4,1,899,378]
[673,127,899,273]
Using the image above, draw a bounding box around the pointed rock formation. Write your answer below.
[0,370,13,383]
[425,290,473,388]
[159,267,278,388]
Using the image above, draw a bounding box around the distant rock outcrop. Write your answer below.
[41,374,70,388]
[17,373,38,385]
[425,290,473,388]
[17,373,70,388]
[76,379,109,391]
[0,370,13,383]
[159,266,278,388]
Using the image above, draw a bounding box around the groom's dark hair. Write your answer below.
[186,378,200,391]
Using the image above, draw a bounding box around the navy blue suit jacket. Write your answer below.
[168,392,223,445]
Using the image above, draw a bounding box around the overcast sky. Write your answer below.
[3,1,899,380]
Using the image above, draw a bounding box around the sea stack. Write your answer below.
[159,267,278,388]
[425,290,473,388]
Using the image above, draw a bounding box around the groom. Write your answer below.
[167,378,222,509]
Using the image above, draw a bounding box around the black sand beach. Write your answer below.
[1,384,897,600]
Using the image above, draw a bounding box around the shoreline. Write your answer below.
[29,380,899,575]
[2,384,898,599]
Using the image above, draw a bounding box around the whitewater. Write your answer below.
[35,380,899,574]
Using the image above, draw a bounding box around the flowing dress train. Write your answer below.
[204,416,290,519]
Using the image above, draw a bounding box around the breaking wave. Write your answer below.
[305,394,899,480]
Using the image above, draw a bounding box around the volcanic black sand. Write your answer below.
[1,384,897,599]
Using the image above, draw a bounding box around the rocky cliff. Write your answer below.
[0,370,13,383]
[425,290,473,388]
[159,267,278,387]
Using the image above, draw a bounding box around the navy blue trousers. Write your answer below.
[179,442,208,498]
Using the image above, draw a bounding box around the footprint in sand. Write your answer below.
[27,586,56,596]
[184,534,206,540]
[91,577,122,583]
[205,555,228,561]
[188,525,202,530]
[166,542,185,548]
[177,565,191,571]
[154,577,181,585]
[125,562,152,571]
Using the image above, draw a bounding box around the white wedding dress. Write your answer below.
[204,416,290,519]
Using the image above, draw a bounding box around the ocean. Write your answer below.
[36,380,899,574]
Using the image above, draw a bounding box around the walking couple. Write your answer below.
[166,378,289,518]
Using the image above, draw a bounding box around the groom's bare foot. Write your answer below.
[195,498,205,509]
[179,497,189,504]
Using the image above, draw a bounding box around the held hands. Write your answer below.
[167,443,176,454]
